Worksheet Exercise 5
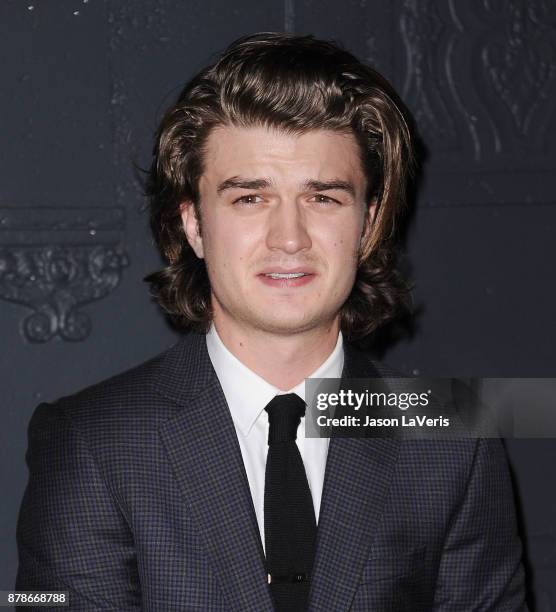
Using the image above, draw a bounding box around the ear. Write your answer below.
[180,201,204,259]
[361,197,378,243]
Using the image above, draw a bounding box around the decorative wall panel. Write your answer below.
[0,207,128,342]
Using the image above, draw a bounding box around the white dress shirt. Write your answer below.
[205,323,344,555]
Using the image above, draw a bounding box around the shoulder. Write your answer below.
[27,330,209,441]
[345,343,511,478]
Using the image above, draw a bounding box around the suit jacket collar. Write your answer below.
[156,331,401,612]
[152,330,214,405]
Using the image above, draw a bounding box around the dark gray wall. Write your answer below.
[1,0,555,608]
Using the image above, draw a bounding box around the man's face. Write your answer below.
[181,124,375,338]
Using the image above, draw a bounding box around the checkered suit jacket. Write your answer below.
[16,330,527,610]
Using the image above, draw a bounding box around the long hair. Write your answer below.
[144,32,415,343]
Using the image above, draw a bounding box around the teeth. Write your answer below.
[265,272,307,279]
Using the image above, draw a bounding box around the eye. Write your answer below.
[310,194,341,205]
[232,194,262,205]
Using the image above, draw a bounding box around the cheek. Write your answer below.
[329,229,360,263]
[207,225,258,273]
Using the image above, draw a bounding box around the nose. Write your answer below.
[265,200,312,254]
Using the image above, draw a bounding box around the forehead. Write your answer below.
[200,124,365,187]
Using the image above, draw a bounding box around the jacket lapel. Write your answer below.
[156,332,273,612]
[308,341,402,612]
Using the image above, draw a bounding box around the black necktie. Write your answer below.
[264,393,317,612]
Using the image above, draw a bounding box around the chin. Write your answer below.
[248,312,330,336]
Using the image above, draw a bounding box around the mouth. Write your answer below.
[263,272,309,279]
[257,271,316,288]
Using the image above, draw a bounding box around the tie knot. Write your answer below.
[264,393,306,444]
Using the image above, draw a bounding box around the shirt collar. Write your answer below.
[206,322,344,436]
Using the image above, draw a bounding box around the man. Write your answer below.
[17,32,526,610]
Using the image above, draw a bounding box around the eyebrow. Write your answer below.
[216,176,356,198]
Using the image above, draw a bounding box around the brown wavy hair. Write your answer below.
[144,32,415,343]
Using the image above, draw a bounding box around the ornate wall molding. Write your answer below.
[399,0,461,152]
[398,0,556,164]
[480,0,556,141]
[0,207,129,342]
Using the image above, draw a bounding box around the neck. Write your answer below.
[212,316,340,391]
